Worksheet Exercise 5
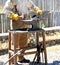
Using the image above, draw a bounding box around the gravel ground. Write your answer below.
[0,45,60,65]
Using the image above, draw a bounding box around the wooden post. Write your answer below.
[42,31,47,65]
[13,33,17,65]
[9,32,12,65]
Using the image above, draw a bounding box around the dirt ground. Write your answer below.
[0,31,60,65]
[0,44,60,65]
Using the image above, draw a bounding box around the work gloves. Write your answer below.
[34,7,43,15]
[10,7,43,21]
[10,13,22,21]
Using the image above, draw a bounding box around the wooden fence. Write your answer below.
[0,13,10,33]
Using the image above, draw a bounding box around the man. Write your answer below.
[4,0,42,63]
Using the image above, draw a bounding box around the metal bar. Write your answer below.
[43,26,60,31]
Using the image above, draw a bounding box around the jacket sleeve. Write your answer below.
[29,0,43,15]
[3,0,13,17]
[28,0,37,9]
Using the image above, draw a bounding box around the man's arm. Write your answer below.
[3,0,22,21]
[3,0,13,17]
[28,0,43,15]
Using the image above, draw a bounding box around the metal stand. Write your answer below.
[36,32,40,63]
[28,28,44,64]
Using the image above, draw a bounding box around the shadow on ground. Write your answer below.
[48,61,60,65]
[0,61,60,65]
[0,50,8,56]
[29,61,60,65]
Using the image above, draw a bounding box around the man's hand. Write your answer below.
[10,13,22,21]
[36,9,43,15]
[34,7,43,15]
